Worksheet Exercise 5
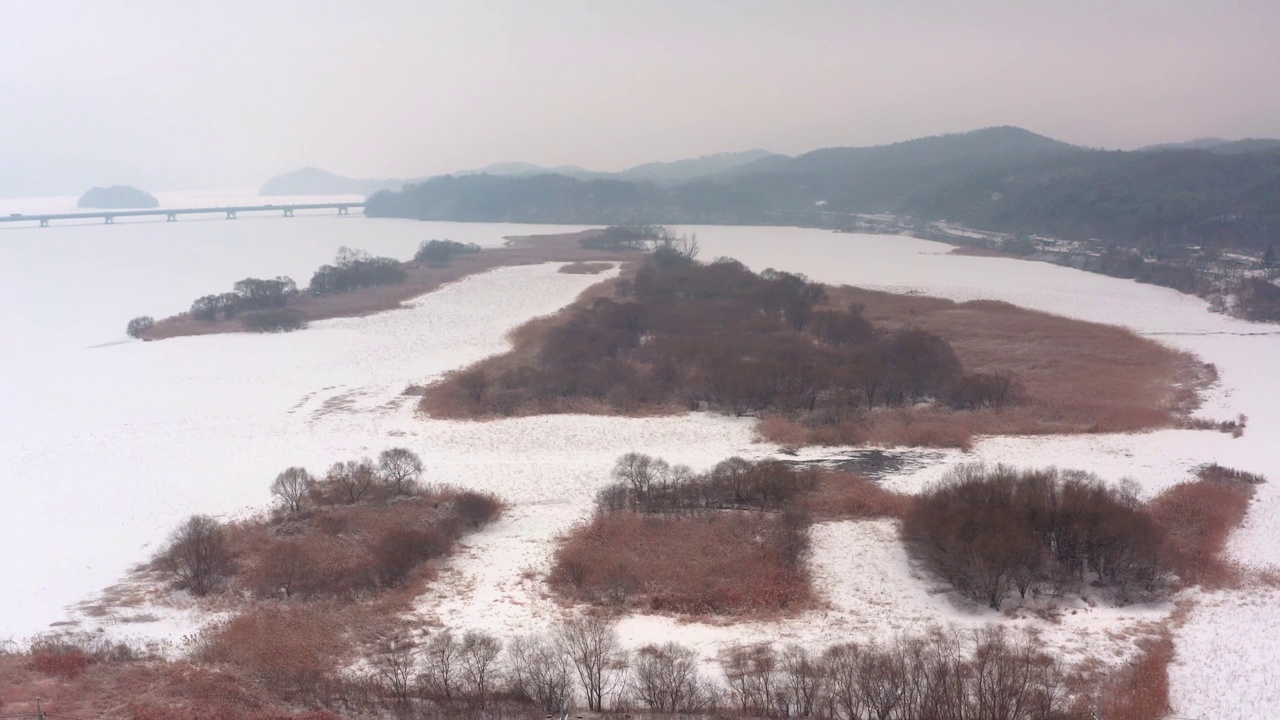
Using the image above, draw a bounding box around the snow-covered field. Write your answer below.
[3,214,1278,715]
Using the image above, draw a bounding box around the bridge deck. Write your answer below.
[0,202,365,226]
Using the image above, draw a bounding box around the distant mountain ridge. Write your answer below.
[259,167,413,196]
[1138,137,1280,154]
[260,148,783,197]
[364,125,1280,256]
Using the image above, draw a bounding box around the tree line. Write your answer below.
[351,617,1071,719]
[129,238,486,336]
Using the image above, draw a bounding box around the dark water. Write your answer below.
[780,448,949,480]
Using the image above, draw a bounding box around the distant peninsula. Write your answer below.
[77,185,159,209]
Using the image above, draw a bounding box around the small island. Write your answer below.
[77,185,160,209]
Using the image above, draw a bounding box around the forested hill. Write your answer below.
[365,126,1280,252]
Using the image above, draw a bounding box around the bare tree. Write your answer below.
[508,634,575,716]
[373,632,418,706]
[630,642,715,714]
[506,632,573,712]
[779,644,825,717]
[458,630,503,708]
[378,447,424,495]
[158,515,231,596]
[327,459,376,504]
[721,643,780,717]
[419,631,462,703]
[270,466,313,514]
[558,615,628,712]
[612,452,661,501]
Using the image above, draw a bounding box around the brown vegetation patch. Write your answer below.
[550,510,814,616]
[1149,467,1260,587]
[142,230,641,340]
[421,234,1209,450]
[819,285,1210,439]
[559,261,614,274]
[903,463,1265,609]
[1093,631,1175,720]
[807,469,911,520]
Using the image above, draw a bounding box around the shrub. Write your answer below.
[126,315,154,338]
[157,515,232,596]
[414,239,482,267]
[453,490,503,529]
[29,646,90,680]
[579,225,666,250]
[240,308,306,332]
[373,526,452,586]
[195,605,346,702]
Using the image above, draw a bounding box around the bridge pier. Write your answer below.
[166,213,178,222]
[104,215,114,224]
[283,208,294,218]
[39,218,49,227]
[226,210,237,220]
[337,206,349,215]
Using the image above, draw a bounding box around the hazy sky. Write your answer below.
[2,0,1278,189]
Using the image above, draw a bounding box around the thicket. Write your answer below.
[550,454,816,614]
[309,246,406,294]
[125,315,154,338]
[190,275,298,321]
[578,224,671,250]
[153,447,503,601]
[904,465,1170,609]
[1237,277,1280,321]
[436,238,1021,421]
[169,246,409,333]
[414,238,482,267]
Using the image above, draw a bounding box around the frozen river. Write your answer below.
[1,204,1277,715]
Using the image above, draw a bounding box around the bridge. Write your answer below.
[0,202,364,228]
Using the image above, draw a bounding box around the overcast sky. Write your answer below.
[2,0,1278,189]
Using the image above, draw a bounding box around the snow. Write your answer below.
[5,215,1280,715]
[0,203,598,638]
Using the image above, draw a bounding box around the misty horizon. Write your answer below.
[2,0,1279,193]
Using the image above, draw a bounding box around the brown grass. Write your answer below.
[549,511,815,616]
[1149,471,1259,587]
[807,470,911,520]
[143,230,640,340]
[559,261,614,274]
[812,287,1210,442]
[0,641,328,719]
[1098,632,1175,720]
